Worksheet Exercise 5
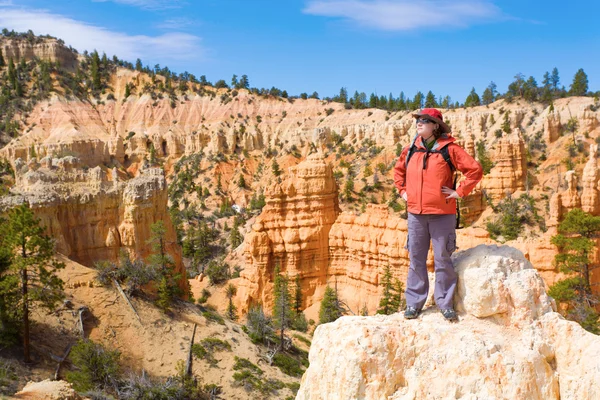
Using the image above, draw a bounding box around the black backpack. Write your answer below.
[405,143,462,229]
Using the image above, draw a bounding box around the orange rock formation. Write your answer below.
[0,159,187,290]
[237,153,340,313]
[482,129,527,202]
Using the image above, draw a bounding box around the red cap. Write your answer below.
[412,108,450,133]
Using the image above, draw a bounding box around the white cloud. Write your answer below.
[0,6,204,63]
[91,0,185,11]
[156,17,197,30]
[303,0,505,31]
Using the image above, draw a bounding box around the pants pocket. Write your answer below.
[446,233,457,255]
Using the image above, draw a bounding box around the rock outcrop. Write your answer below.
[297,245,600,400]
[237,153,341,313]
[1,37,78,69]
[481,129,527,202]
[581,144,600,214]
[13,379,82,400]
[549,170,583,227]
[0,159,186,290]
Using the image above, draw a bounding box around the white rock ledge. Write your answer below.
[297,245,600,400]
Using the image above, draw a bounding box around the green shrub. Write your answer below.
[287,381,301,394]
[202,308,225,325]
[233,356,263,375]
[0,358,17,389]
[204,260,229,285]
[245,304,274,344]
[197,288,210,304]
[272,353,304,377]
[66,339,121,392]
[485,194,545,241]
[232,357,285,395]
[192,338,231,366]
[290,312,308,332]
[293,334,312,347]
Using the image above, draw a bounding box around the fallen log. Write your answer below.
[112,278,142,325]
[185,323,198,377]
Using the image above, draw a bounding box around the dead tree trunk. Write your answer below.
[54,343,73,380]
[185,323,197,377]
[77,306,88,338]
[112,278,142,325]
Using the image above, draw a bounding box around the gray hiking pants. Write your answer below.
[405,213,457,310]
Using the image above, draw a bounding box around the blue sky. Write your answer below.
[0,0,598,102]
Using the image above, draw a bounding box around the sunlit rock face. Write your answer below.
[297,245,600,400]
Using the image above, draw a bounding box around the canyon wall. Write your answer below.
[0,157,187,290]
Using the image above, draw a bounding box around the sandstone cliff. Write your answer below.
[297,245,600,400]
[237,153,341,314]
[481,129,527,202]
[1,37,78,69]
[0,157,186,289]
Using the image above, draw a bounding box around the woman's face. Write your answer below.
[416,117,438,141]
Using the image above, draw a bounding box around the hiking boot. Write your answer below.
[404,306,421,319]
[441,308,458,322]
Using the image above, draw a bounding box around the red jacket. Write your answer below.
[393,134,483,215]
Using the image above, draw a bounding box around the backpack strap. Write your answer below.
[404,135,420,170]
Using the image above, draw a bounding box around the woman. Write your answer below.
[393,108,482,321]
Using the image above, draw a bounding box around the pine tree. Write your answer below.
[369,93,378,108]
[412,91,424,110]
[135,58,143,71]
[226,284,238,321]
[549,209,600,333]
[272,266,293,350]
[501,111,511,134]
[476,141,494,175]
[337,87,348,104]
[550,67,560,92]
[569,68,589,96]
[318,285,342,324]
[397,92,407,110]
[390,279,405,311]
[0,233,19,346]
[425,91,437,108]
[344,178,354,201]
[0,50,5,67]
[464,87,481,107]
[0,203,65,362]
[237,174,246,188]
[271,159,281,177]
[523,76,539,102]
[147,221,181,312]
[293,275,302,314]
[229,217,243,249]
[375,266,393,314]
[124,83,131,98]
[441,95,450,109]
[239,74,249,89]
[507,73,525,98]
[482,82,496,105]
[90,50,101,90]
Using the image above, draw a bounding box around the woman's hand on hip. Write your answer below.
[442,186,461,200]
[402,192,408,202]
